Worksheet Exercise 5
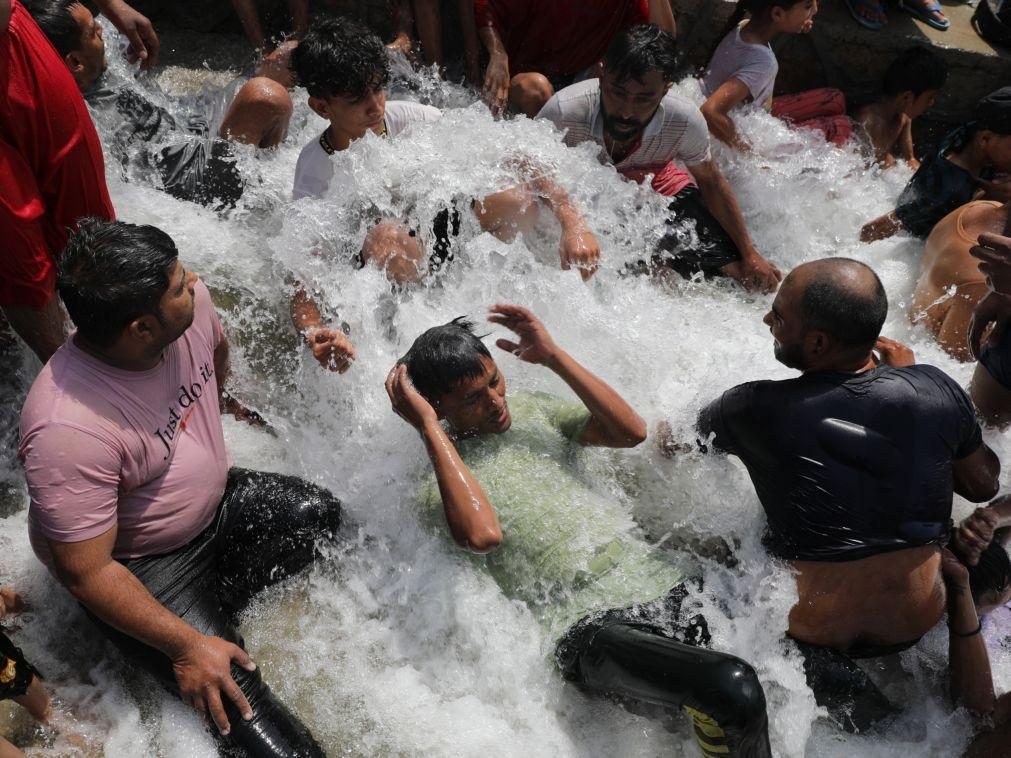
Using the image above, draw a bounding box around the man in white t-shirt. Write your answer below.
[538,25,781,293]
[289,16,602,374]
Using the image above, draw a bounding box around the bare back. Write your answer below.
[788,546,945,650]
[853,103,906,168]
[912,201,1006,360]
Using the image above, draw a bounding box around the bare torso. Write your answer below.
[912,201,1006,360]
[787,546,945,650]
[853,104,906,168]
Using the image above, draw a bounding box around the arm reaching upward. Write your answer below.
[386,365,502,553]
[488,304,646,448]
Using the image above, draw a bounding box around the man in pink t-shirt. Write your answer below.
[19,218,340,757]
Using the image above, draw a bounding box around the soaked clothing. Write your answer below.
[0,629,38,701]
[793,640,900,733]
[655,185,742,277]
[771,88,852,147]
[702,24,778,112]
[86,84,242,209]
[698,365,983,561]
[980,322,1011,391]
[420,391,771,757]
[21,280,230,567]
[292,100,441,201]
[0,0,114,307]
[474,0,647,79]
[538,79,712,197]
[90,467,340,757]
[895,127,990,238]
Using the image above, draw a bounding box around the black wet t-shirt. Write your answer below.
[697,365,983,561]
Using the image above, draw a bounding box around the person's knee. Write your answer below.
[291,478,343,538]
[362,222,426,283]
[223,78,293,147]
[509,73,554,118]
[705,656,768,730]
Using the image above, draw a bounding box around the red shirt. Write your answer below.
[0,0,114,307]
[475,0,649,79]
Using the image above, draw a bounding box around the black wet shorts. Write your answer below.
[792,638,902,733]
[980,325,1011,391]
[157,137,244,210]
[0,629,37,701]
[555,582,709,679]
[625,186,742,280]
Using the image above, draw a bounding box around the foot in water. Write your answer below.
[845,0,888,29]
[899,0,950,29]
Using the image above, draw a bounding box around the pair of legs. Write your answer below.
[91,468,342,757]
[771,88,852,148]
[0,631,50,758]
[557,584,772,758]
[360,184,543,283]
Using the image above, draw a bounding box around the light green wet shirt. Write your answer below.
[420,391,685,640]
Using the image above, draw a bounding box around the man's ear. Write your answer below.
[64,50,84,78]
[127,313,159,344]
[807,331,829,355]
[595,61,605,80]
[307,95,330,120]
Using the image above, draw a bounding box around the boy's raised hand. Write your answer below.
[488,304,559,365]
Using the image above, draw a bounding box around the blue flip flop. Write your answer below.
[845,0,887,29]
[899,0,951,30]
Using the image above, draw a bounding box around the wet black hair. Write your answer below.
[603,24,678,85]
[290,15,390,101]
[882,47,948,97]
[399,317,492,403]
[22,0,82,57]
[967,540,1011,604]
[950,534,1011,604]
[58,218,179,348]
[712,0,809,59]
[799,258,888,350]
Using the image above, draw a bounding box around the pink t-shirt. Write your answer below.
[20,279,231,569]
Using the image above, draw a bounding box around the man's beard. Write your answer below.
[773,339,806,370]
[600,101,646,141]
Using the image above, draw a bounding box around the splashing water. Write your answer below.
[2,32,1009,757]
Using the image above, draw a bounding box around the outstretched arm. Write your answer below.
[478,23,509,114]
[386,365,502,552]
[688,159,782,292]
[94,0,159,68]
[488,304,646,448]
[290,287,356,373]
[648,0,677,35]
[700,79,752,151]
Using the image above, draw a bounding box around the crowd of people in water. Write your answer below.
[3,0,1011,755]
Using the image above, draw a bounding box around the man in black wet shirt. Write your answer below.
[26,0,293,208]
[688,258,1000,730]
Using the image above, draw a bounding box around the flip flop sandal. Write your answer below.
[845,0,887,29]
[899,0,951,30]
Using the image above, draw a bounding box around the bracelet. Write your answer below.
[951,620,983,638]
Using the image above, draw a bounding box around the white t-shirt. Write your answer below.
[700,25,778,112]
[536,78,711,186]
[292,100,442,200]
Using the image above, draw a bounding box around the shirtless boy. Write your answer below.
[853,47,947,170]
